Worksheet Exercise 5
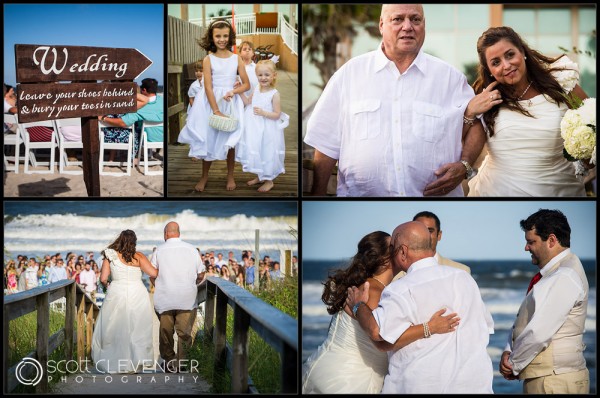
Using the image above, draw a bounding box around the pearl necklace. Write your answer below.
[517,80,533,105]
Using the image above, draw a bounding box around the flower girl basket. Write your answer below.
[208,98,238,132]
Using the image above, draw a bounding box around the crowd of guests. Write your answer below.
[4,249,299,297]
[196,249,298,292]
[3,252,101,300]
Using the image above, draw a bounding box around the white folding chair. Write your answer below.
[4,113,23,173]
[19,120,58,174]
[54,117,83,175]
[98,120,133,176]
[137,120,164,176]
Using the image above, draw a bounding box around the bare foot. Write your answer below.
[194,176,209,192]
[257,180,274,192]
[191,157,200,162]
[247,177,260,186]
[226,175,236,191]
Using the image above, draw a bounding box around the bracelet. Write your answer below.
[423,322,432,338]
[463,115,475,126]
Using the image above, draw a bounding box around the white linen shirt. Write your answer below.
[305,45,474,197]
[373,257,494,393]
[151,237,204,313]
[79,269,97,292]
[504,249,587,373]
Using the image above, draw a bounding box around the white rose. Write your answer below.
[560,109,582,139]
[578,98,596,127]
[564,124,596,159]
[550,56,579,93]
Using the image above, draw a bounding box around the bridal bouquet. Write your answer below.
[560,97,596,171]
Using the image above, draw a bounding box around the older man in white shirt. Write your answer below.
[500,209,589,394]
[151,221,204,373]
[305,4,485,197]
[347,221,494,393]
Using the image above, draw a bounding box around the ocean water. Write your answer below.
[302,259,596,394]
[3,201,298,263]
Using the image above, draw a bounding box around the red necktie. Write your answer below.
[526,272,542,294]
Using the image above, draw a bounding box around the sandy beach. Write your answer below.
[3,164,163,197]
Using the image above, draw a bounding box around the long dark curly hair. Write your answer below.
[322,231,391,315]
[104,230,137,263]
[198,18,236,53]
[473,26,571,137]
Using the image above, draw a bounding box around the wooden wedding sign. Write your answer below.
[15,44,152,196]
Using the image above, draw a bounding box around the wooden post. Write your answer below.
[64,282,75,361]
[204,282,216,338]
[254,229,259,290]
[85,301,94,358]
[232,306,250,393]
[214,289,228,365]
[76,294,85,363]
[81,116,101,196]
[281,343,298,393]
[35,292,49,393]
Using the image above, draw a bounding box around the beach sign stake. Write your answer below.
[15,44,153,197]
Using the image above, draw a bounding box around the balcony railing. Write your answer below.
[190,13,297,55]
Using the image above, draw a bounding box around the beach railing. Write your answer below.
[197,277,298,393]
[3,279,99,393]
[279,13,298,55]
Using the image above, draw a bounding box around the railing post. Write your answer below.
[281,343,298,393]
[231,306,250,393]
[204,281,216,338]
[214,288,228,366]
[64,282,75,361]
[76,294,85,363]
[35,292,49,393]
[85,300,94,359]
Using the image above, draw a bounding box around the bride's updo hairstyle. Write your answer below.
[321,231,391,315]
[104,230,137,263]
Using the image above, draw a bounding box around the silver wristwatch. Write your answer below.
[352,301,365,317]
[460,160,474,179]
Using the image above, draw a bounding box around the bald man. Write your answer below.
[347,221,494,393]
[305,4,484,197]
[151,221,204,373]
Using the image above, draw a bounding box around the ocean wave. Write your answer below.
[4,211,298,255]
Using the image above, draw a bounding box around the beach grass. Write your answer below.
[189,275,298,393]
[7,307,69,393]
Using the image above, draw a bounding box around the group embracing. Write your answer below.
[305,4,595,197]
[302,209,590,394]
[178,19,289,193]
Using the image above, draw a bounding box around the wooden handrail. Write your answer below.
[3,280,99,394]
[197,277,298,393]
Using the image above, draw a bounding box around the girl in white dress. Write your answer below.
[91,230,158,373]
[302,231,459,394]
[237,60,289,192]
[465,26,593,196]
[177,19,250,191]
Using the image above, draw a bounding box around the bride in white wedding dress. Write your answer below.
[465,27,592,197]
[91,230,158,373]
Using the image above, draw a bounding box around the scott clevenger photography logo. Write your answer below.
[15,357,44,386]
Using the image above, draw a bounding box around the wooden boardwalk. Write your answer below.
[167,71,298,197]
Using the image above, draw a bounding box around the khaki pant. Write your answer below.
[524,369,589,394]
[156,309,196,369]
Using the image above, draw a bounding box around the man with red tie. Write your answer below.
[500,209,589,393]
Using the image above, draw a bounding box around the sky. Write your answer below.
[4,4,164,87]
[303,201,596,261]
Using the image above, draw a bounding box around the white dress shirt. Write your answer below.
[79,269,97,292]
[505,249,587,373]
[151,237,204,313]
[373,257,494,393]
[305,45,474,197]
